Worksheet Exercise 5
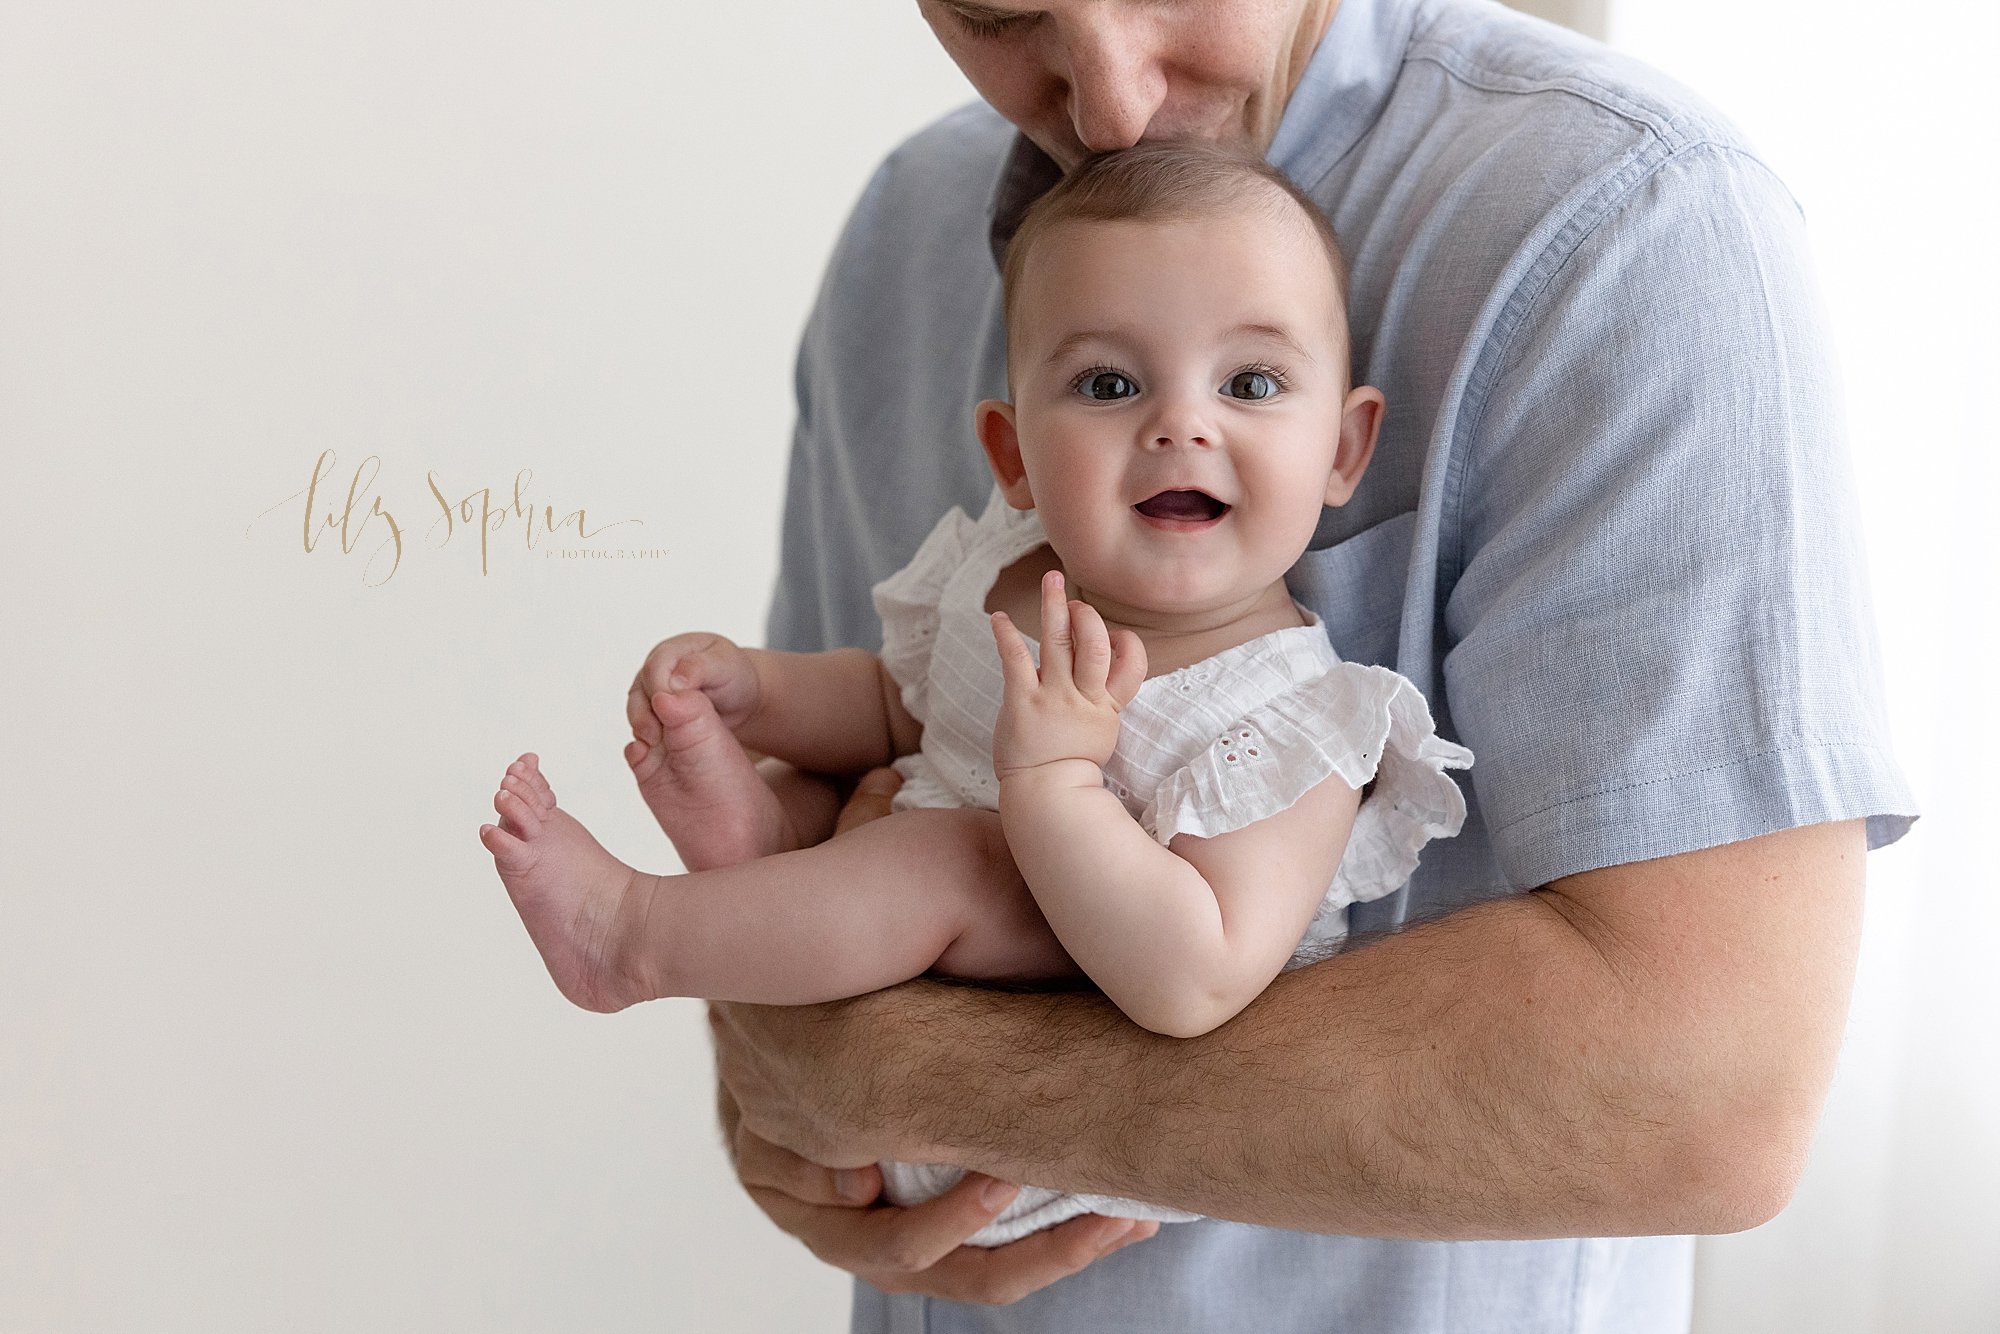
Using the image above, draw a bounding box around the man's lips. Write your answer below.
[1133,489,1230,525]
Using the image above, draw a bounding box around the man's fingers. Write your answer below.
[1068,600,1113,697]
[731,1125,1164,1305]
[1037,570,1073,685]
[905,1213,1159,1305]
[760,1169,1024,1279]
[1105,628,1148,708]
[734,1122,882,1207]
[989,611,1038,693]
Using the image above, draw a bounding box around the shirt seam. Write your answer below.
[1436,136,1673,604]
[1489,737,1898,836]
[1442,138,1784,608]
[1403,38,1689,149]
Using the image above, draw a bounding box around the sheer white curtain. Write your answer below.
[1589,1,2000,1329]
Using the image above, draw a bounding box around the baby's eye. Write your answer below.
[1225,369,1283,401]
[1074,369,1137,401]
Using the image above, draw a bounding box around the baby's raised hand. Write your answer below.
[989,570,1147,777]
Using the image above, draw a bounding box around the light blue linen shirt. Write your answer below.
[764,0,1919,1327]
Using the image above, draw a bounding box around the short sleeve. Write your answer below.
[1142,662,1473,910]
[1445,144,1918,889]
[869,506,978,723]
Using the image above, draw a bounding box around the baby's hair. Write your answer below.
[999,141,1352,336]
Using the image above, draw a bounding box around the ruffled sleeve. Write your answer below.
[869,505,979,724]
[1140,662,1474,911]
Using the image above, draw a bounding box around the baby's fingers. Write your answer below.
[989,612,1038,693]
[1069,601,1114,699]
[1038,570,1073,686]
[1105,629,1148,708]
[630,644,712,739]
[625,678,662,745]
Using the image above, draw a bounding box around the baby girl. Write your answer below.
[478,141,1471,1246]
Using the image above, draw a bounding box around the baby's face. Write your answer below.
[984,199,1377,623]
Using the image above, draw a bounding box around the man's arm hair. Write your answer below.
[862,819,1863,1238]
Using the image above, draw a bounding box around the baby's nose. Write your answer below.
[1140,388,1218,449]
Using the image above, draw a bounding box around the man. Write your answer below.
[696,0,1917,1326]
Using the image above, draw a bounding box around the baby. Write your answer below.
[478,141,1472,1246]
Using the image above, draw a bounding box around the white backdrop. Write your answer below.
[2,4,969,1330]
[3,2,1989,1331]
[1606,2,1999,1330]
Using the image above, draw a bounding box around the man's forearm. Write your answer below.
[866,826,1857,1240]
[873,901,1629,1240]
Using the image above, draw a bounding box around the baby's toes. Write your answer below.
[624,737,662,783]
[514,763,558,811]
[503,771,551,813]
[498,762,553,813]
[478,820,532,872]
[494,785,544,839]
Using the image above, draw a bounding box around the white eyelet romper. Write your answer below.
[870,488,1474,1247]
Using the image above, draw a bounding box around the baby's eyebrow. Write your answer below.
[1040,330,1116,368]
[1038,322,1317,369]
[1228,322,1317,364]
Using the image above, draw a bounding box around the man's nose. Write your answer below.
[1056,16,1167,151]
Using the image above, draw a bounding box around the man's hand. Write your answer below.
[718,1079,1158,1305]
[990,571,1146,778]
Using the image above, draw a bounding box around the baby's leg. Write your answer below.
[626,687,794,870]
[482,755,662,1013]
[481,755,1083,1012]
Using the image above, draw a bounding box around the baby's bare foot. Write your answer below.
[626,688,793,870]
[479,754,659,1013]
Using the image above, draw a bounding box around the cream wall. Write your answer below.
[2,4,968,1330]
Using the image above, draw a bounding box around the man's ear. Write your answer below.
[1323,385,1386,507]
[976,399,1035,509]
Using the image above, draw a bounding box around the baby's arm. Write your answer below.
[991,574,1360,1039]
[633,633,922,775]
[1000,763,1358,1038]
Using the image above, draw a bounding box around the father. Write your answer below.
[694,0,1917,1327]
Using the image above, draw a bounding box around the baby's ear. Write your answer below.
[976,400,1035,509]
[1323,385,1386,507]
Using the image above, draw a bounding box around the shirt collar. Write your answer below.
[984,0,1417,270]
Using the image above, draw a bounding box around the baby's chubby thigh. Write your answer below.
[911,809,1085,988]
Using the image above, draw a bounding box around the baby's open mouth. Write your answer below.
[1134,489,1229,523]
